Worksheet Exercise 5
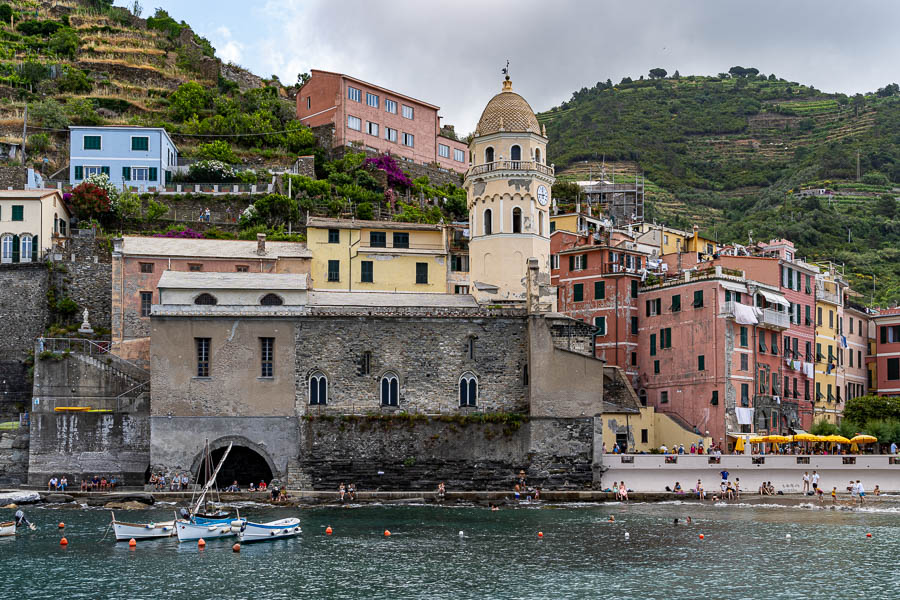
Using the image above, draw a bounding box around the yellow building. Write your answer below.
[813,270,846,424]
[306,216,452,293]
[600,405,712,453]
[0,189,70,263]
[549,212,606,235]
[464,75,556,306]
[633,223,718,257]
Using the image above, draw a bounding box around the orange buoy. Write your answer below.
[866,533,872,538]
[325,526,333,535]
[384,529,391,537]
[699,534,705,540]
[58,522,65,529]
[128,538,137,547]
[59,537,68,546]
[198,538,206,548]
[538,531,543,538]
[232,543,241,552]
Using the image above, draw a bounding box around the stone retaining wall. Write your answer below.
[0,428,29,485]
[0,263,49,360]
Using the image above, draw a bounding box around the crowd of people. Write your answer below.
[149,472,190,491]
[48,475,120,491]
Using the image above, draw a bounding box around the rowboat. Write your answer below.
[0,521,15,537]
[176,515,245,542]
[111,512,175,541]
[237,518,302,543]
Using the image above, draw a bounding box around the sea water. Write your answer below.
[1,500,898,599]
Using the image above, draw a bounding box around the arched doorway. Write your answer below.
[202,445,274,487]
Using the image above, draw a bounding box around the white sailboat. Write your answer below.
[176,441,246,542]
[111,511,175,541]
[237,518,302,543]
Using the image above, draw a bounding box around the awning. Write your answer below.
[720,281,748,294]
[760,289,789,307]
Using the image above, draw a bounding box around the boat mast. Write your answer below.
[192,442,233,516]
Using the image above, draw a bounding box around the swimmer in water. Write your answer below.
[686,516,692,525]
[607,515,615,522]
[673,518,679,525]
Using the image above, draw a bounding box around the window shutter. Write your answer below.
[122,167,130,181]
[74,166,83,180]
[149,167,158,182]
[31,235,37,261]
[11,234,19,263]
[646,300,651,317]
[101,166,110,176]
[569,255,574,271]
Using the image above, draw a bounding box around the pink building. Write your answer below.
[296,70,468,173]
[873,307,900,396]
[637,266,794,448]
[551,229,647,379]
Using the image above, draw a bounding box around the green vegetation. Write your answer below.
[811,395,900,444]
[541,70,900,304]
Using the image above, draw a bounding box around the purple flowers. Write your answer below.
[364,154,412,189]
[154,227,204,239]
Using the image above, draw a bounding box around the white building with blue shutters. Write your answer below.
[69,126,178,192]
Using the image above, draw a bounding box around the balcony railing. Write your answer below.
[816,287,841,306]
[758,308,790,330]
[467,160,555,178]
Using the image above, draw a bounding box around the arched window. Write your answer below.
[20,235,32,263]
[459,373,478,407]
[309,371,327,405]
[54,213,58,234]
[59,220,66,236]
[512,207,522,233]
[483,208,493,235]
[510,144,521,161]
[380,372,399,406]
[535,148,542,164]
[485,146,494,163]
[467,336,475,360]
[260,293,284,306]
[538,212,544,236]
[194,293,218,305]
[0,235,12,263]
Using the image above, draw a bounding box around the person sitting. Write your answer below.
[874,485,881,496]
[248,482,256,492]
[100,477,108,491]
[47,477,56,491]
[759,482,767,495]
[80,479,88,492]
[618,482,628,502]
[259,480,267,492]
[109,477,117,490]
[726,482,735,500]
[348,483,357,501]
[673,481,683,494]
[611,481,619,500]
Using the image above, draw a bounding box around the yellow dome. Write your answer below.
[475,78,542,137]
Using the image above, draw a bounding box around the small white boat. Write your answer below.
[176,517,245,542]
[0,521,15,537]
[237,518,302,543]
[111,512,175,541]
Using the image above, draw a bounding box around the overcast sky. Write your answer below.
[120,0,900,134]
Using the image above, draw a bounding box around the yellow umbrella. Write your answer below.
[792,433,819,442]
[768,435,791,443]
[850,443,859,453]
[748,436,767,443]
[734,437,745,452]
[851,435,877,444]
[824,435,851,444]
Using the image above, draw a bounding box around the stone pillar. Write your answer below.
[257,233,267,256]
[593,415,605,487]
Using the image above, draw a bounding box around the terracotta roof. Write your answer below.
[476,80,542,136]
[306,217,442,231]
[120,236,311,259]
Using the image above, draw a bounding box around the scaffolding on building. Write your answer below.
[580,173,645,225]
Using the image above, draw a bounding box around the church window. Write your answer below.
[381,372,399,406]
[535,148,542,164]
[194,293,218,305]
[260,293,283,306]
[483,209,493,235]
[195,338,210,377]
[512,207,522,233]
[467,336,476,360]
[510,144,521,161]
[485,147,494,163]
[309,372,328,405]
[539,213,544,236]
[459,372,478,407]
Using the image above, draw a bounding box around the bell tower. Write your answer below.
[464,73,555,308]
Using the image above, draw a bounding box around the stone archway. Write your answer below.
[191,436,278,487]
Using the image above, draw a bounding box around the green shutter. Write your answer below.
[569,256,575,271]
[650,333,656,356]
[31,235,37,261]
[74,166,83,180]
[11,205,23,221]
[573,283,583,302]
[149,167,158,182]
[101,166,110,176]
[11,234,19,263]
[594,280,605,300]
[122,166,130,181]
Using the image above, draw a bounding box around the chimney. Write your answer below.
[257,233,266,256]
[526,257,540,314]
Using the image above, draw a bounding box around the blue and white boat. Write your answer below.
[175,441,246,542]
[237,518,302,543]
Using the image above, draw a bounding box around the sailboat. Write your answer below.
[111,511,175,541]
[176,441,245,542]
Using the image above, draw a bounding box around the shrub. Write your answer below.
[27,133,50,152]
[364,154,412,188]
[65,97,103,126]
[862,171,889,186]
[202,227,235,240]
[113,190,141,220]
[187,160,235,183]
[153,225,203,239]
[144,198,169,221]
[48,27,80,57]
[83,172,119,203]
[356,201,373,220]
[16,20,63,36]
[242,193,299,228]
[236,170,257,184]
[0,4,11,23]
[55,297,78,318]
[170,81,208,121]
[194,140,239,164]
[56,67,91,93]
[68,182,111,219]
[31,100,70,129]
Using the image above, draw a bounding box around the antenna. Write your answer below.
[501,60,510,77]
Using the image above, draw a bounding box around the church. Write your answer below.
[145,76,616,490]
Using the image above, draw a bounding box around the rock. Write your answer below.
[85,497,108,507]
[1,503,16,509]
[117,493,154,505]
[104,500,151,510]
[43,493,75,503]
[0,491,40,504]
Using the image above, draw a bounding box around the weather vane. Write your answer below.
[502,60,510,78]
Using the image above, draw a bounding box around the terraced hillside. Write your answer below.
[541,72,900,305]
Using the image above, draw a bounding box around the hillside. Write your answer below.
[540,71,900,305]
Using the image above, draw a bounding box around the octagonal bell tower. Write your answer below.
[464,74,556,308]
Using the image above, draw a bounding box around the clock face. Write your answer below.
[537,185,549,206]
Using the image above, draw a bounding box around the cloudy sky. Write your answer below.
[119,0,900,134]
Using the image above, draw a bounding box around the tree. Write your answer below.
[620,76,632,85]
[297,72,310,87]
[194,140,239,164]
[49,27,80,58]
[246,193,299,228]
[875,194,897,219]
[843,395,900,425]
[170,81,208,121]
[0,4,11,23]
[728,66,746,78]
[68,183,111,220]
[130,0,143,17]
[648,68,667,79]
[672,70,680,79]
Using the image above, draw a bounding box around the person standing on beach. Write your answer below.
[802,472,810,494]
[856,481,866,505]
[811,471,819,493]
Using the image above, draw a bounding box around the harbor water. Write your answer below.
[2,500,899,599]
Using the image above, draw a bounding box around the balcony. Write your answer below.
[466,160,555,178]
[358,242,446,255]
[758,308,790,330]
[816,286,841,306]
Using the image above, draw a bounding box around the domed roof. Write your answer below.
[475,78,542,137]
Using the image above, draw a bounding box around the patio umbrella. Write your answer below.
[749,436,767,443]
[824,435,851,444]
[767,435,791,443]
[734,436,745,452]
[792,433,819,442]
[850,435,877,444]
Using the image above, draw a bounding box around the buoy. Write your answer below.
[128,538,136,548]
[198,538,206,548]
[458,530,464,538]
[232,543,241,552]
[624,532,630,540]
[699,534,705,540]
[59,537,68,546]
[384,530,391,537]
[786,534,791,540]
[866,533,872,538]
[58,522,65,529]
[537,531,543,538]
[325,526,333,536]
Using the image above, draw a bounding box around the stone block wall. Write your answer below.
[50,230,112,332]
[0,263,49,360]
[0,165,27,189]
[0,428,29,485]
[0,360,31,419]
[298,415,595,491]
[332,146,463,188]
